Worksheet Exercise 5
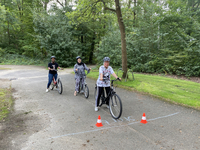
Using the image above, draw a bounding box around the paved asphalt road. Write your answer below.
[0,65,200,150]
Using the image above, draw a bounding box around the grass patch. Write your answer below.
[0,54,47,66]
[0,67,11,70]
[0,88,13,121]
[87,70,200,109]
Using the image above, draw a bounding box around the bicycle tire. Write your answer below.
[84,85,89,99]
[57,78,63,94]
[50,82,54,90]
[109,93,122,119]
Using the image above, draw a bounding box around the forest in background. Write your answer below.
[1,0,200,77]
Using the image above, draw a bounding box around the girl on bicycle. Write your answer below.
[74,56,91,96]
[95,57,121,111]
[46,56,62,93]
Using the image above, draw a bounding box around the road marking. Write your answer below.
[16,74,70,80]
[49,112,179,139]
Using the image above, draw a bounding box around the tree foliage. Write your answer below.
[1,0,200,76]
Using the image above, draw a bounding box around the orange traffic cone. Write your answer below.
[96,115,103,127]
[140,113,148,124]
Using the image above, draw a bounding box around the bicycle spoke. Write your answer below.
[109,94,122,119]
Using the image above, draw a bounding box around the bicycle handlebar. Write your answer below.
[50,68,63,71]
[101,78,121,86]
[111,78,121,84]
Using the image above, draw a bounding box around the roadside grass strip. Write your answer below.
[0,88,13,121]
[87,70,200,109]
[0,67,11,70]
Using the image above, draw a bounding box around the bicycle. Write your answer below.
[94,78,122,119]
[77,70,90,98]
[50,69,63,94]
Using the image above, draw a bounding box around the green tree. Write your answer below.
[68,0,128,78]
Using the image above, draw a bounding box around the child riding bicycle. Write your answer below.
[74,56,91,96]
[46,56,62,93]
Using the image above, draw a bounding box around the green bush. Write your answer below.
[0,54,47,66]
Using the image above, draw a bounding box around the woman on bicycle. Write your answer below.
[74,56,91,96]
[95,57,121,111]
[46,56,62,93]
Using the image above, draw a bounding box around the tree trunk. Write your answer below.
[81,35,84,53]
[7,20,10,45]
[44,1,48,10]
[134,0,136,20]
[115,0,128,78]
[89,32,95,64]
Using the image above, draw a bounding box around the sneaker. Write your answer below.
[95,107,98,112]
[46,89,49,93]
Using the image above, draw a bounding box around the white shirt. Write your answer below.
[97,65,114,87]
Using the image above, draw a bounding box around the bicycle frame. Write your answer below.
[52,77,57,85]
[78,70,90,92]
[99,79,118,107]
[50,70,61,88]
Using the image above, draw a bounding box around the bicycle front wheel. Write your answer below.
[109,93,122,119]
[57,78,63,94]
[84,85,89,98]
[50,82,54,90]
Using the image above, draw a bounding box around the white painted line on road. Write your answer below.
[18,75,47,79]
[16,74,70,80]
[49,112,179,139]
[147,112,180,121]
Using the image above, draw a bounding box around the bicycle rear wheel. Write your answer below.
[84,85,89,98]
[57,78,63,94]
[109,93,122,119]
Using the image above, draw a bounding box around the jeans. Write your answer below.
[47,73,58,88]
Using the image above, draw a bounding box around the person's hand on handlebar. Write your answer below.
[58,67,63,70]
[117,77,121,81]
[48,67,53,71]
[112,72,121,81]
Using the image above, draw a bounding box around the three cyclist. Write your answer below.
[74,56,91,96]
[46,56,62,93]
[95,57,121,111]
